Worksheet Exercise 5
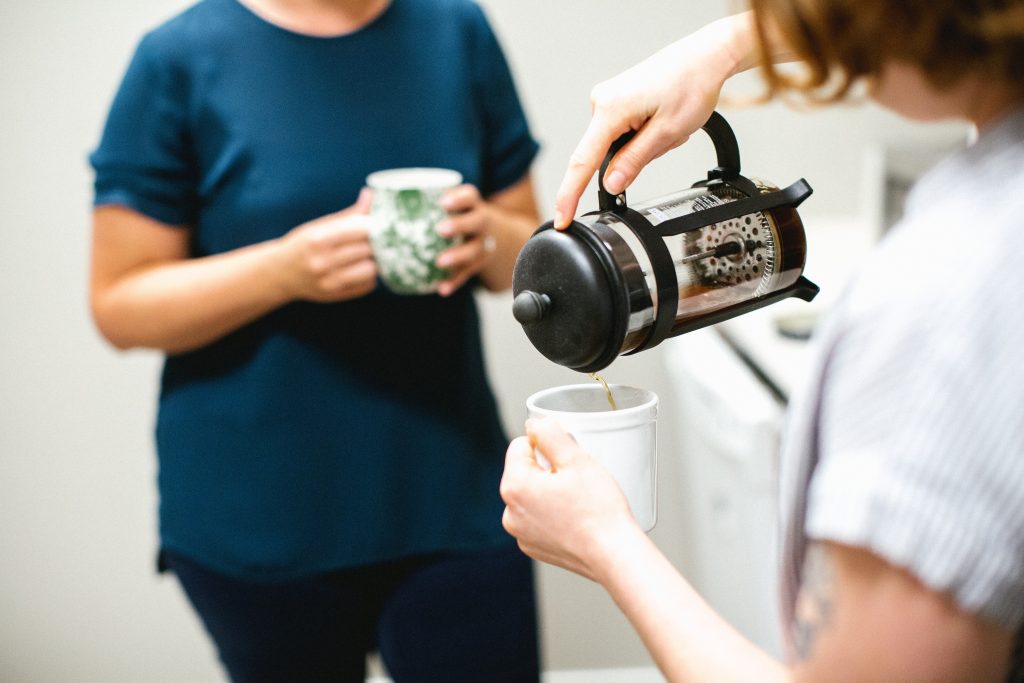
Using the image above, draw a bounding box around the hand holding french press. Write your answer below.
[553,15,745,229]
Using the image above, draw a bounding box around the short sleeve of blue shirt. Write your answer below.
[91,34,199,226]
[463,5,538,196]
[89,0,539,580]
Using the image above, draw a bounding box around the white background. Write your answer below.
[0,1,966,680]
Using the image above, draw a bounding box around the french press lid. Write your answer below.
[511,222,629,370]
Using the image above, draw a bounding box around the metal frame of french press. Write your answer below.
[591,111,820,359]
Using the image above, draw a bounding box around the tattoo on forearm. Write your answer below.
[1006,625,1023,682]
[794,543,834,661]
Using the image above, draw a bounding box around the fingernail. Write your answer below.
[605,170,625,194]
[553,210,567,229]
[436,220,452,237]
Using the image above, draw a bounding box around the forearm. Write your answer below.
[477,205,537,292]
[593,522,789,683]
[696,9,790,78]
[92,238,290,354]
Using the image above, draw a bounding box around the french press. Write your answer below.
[512,111,819,372]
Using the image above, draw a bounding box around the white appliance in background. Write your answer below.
[661,215,878,659]
[664,326,787,658]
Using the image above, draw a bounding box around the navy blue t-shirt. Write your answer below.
[90,0,539,580]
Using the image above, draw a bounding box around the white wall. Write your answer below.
[0,1,967,680]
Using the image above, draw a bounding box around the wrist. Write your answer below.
[259,237,300,306]
[585,515,652,586]
[707,11,758,79]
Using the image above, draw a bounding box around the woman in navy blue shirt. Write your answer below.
[89,0,541,680]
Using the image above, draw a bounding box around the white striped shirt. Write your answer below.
[778,107,1024,675]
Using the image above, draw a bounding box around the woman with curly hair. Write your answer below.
[501,2,1024,681]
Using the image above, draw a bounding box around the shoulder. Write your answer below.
[395,0,493,36]
[841,133,1024,342]
[399,0,486,20]
[387,0,504,72]
[814,127,1024,461]
[799,114,1024,634]
[131,0,239,72]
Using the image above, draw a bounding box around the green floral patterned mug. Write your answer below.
[366,167,463,294]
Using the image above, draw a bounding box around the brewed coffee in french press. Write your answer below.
[512,111,819,372]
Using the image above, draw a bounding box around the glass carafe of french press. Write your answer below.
[512,111,819,372]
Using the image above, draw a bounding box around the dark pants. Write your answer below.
[162,544,540,683]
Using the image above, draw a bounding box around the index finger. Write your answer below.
[439,184,480,213]
[554,113,629,229]
[502,435,545,481]
[308,213,375,246]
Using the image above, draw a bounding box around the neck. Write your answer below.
[238,0,391,36]
[967,84,1024,133]
[873,61,1024,134]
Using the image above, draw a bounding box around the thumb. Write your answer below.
[338,187,373,217]
[526,417,580,471]
[503,435,543,476]
[353,187,373,214]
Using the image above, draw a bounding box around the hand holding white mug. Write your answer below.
[276,188,379,303]
[501,417,641,582]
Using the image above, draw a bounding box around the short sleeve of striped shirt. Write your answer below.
[803,138,1024,629]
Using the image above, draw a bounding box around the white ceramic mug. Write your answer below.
[526,384,658,532]
[366,167,463,294]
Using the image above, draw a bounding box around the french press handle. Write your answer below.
[597,111,744,212]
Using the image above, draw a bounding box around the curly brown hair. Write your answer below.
[748,0,1024,101]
